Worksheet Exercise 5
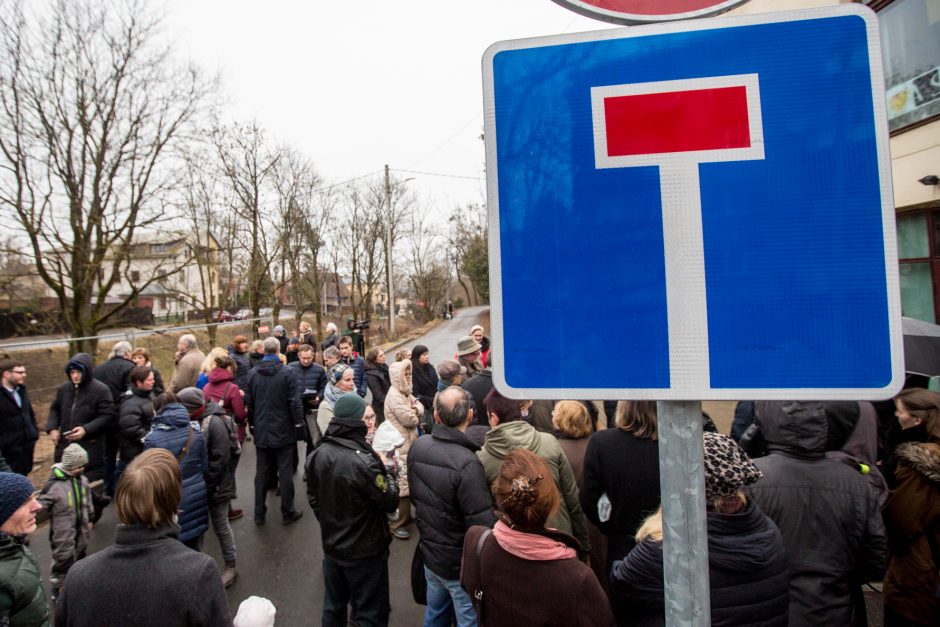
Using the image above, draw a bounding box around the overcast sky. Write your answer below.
[163,0,611,218]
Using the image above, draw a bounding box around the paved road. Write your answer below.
[27,307,487,625]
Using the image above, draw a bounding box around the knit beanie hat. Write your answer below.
[702,432,762,501]
[328,363,352,386]
[333,394,366,421]
[177,387,206,412]
[0,472,35,527]
[60,443,89,471]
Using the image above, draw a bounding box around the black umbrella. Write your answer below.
[902,316,940,377]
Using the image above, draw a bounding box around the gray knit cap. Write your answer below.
[60,443,89,471]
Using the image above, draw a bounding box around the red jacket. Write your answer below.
[202,368,246,425]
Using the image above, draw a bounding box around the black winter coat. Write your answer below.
[750,401,887,627]
[581,427,661,569]
[0,383,38,475]
[411,363,438,412]
[199,403,237,503]
[246,358,303,450]
[306,431,399,560]
[94,356,134,404]
[56,523,230,627]
[47,354,114,481]
[610,500,789,627]
[288,361,327,413]
[117,387,153,462]
[228,346,252,391]
[408,425,496,579]
[364,364,390,423]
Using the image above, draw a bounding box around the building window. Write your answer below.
[898,208,940,322]
[877,0,940,131]
[130,270,140,283]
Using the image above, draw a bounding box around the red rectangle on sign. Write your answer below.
[604,86,751,156]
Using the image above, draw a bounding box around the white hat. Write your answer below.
[372,422,405,453]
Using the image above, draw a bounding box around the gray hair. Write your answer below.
[323,346,340,360]
[111,340,133,358]
[435,386,473,428]
[179,334,198,350]
[262,337,281,354]
[325,322,337,334]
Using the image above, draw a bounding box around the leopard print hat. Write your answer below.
[702,432,762,501]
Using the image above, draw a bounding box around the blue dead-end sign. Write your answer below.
[483,4,903,400]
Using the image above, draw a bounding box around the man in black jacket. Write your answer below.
[247,338,304,526]
[47,354,114,483]
[0,360,39,475]
[115,366,155,486]
[94,341,135,496]
[408,386,495,627]
[306,394,399,627]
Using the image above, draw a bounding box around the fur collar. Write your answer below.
[896,442,940,484]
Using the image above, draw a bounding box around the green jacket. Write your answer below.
[0,533,50,626]
[477,421,590,554]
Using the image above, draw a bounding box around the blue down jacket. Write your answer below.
[144,403,209,542]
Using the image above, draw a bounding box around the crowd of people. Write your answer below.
[0,316,937,626]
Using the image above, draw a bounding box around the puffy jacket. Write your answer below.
[408,425,496,579]
[38,465,92,577]
[610,500,789,626]
[144,403,208,542]
[882,442,940,624]
[47,354,114,481]
[202,369,246,425]
[117,387,153,462]
[340,355,367,398]
[305,433,399,560]
[0,533,49,626]
[287,361,327,413]
[478,420,591,555]
[246,358,303,450]
[750,401,887,627]
[364,364,390,423]
[384,361,424,497]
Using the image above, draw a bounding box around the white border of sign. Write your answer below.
[482,4,903,401]
[551,0,752,25]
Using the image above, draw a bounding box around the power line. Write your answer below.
[405,111,483,170]
[391,168,484,181]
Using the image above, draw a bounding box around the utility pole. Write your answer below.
[385,164,396,338]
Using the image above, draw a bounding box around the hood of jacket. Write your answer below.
[207,367,236,385]
[895,442,940,484]
[152,403,193,430]
[756,400,827,460]
[64,353,95,387]
[389,360,413,395]
[253,359,283,377]
[482,420,540,460]
[706,500,781,572]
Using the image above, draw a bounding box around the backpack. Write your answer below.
[202,383,242,463]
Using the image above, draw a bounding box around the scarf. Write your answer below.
[492,520,576,561]
[323,382,351,406]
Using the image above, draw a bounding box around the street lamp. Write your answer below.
[384,165,414,339]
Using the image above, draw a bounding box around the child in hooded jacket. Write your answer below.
[39,443,93,601]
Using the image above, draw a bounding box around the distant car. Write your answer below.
[210,309,233,322]
[232,309,251,320]
[258,307,273,317]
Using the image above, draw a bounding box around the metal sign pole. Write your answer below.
[657,400,710,626]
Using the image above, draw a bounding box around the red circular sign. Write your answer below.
[551,0,751,24]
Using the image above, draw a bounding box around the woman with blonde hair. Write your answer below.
[131,347,164,396]
[196,347,229,390]
[461,449,613,626]
[580,401,661,576]
[610,433,787,626]
[297,320,316,347]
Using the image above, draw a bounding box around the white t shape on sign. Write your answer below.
[591,74,764,394]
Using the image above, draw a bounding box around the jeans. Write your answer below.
[424,565,477,627]
[209,499,237,566]
[322,552,390,627]
[254,443,297,519]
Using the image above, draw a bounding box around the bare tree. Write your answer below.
[447,202,488,306]
[406,205,451,322]
[213,121,282,335]
[0,0,213,353]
